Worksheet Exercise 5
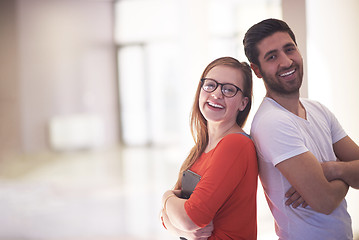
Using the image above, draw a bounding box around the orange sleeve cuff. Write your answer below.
[161,216,167,230]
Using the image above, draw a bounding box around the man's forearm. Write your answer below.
[314,178,349,214]
[322,160,359,189]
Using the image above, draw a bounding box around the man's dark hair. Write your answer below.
[243,18,297,66]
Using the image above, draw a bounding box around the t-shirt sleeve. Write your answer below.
[184,134,257,227]
[252,111,308,166]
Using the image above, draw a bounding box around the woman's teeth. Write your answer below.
[208,102,224,109]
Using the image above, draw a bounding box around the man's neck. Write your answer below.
[266,92,306,119]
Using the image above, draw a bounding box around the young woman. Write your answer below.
[161,57,258,240]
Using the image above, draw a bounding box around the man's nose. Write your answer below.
[279,52,293,68]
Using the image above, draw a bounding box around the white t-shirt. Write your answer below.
[251,97,352,240]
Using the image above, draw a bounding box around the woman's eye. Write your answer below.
[206,84,215,88]
[223,87,235,93]
[204,84,215,90]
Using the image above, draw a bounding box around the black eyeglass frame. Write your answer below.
[200,78,243,98]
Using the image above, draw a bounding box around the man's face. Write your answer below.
[252,31,303,96]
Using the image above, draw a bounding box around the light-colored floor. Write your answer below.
[0,147,357,240]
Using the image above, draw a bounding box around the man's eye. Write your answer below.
[286,47,296,53]
[267,55,276,61]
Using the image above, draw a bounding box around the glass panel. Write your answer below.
[118,46,149,146]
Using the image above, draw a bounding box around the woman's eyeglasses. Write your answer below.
[201,78,243,98]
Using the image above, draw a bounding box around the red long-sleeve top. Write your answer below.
[184,133,258,239]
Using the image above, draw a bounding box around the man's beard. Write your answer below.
[259,65,303,95]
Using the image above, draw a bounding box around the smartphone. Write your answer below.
[181,170,201,199]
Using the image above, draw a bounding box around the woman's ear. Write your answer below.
[239,96,249,112]
[250,63,262,78]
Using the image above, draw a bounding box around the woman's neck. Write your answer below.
[205,122,243,152]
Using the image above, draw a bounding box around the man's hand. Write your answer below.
[277,151,348,214]
[285,160,350,209]
[321,160,359,189]
[321,161,341,182]
[285,186,308,208]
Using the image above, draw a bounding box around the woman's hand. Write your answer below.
[200,221,214,239]
[181,221,213,240]
[161,209,213,240]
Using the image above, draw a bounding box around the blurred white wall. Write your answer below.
[306,0,359,235]
[1,0,119,154]
[307,0,359,143]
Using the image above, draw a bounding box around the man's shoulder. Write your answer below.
[300,98,325,109]
[301,98,333,117]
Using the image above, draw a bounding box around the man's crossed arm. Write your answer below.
[283,136,359,213]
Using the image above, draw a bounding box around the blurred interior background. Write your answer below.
[0,0,358,239]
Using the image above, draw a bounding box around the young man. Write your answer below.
[243,18,359,239]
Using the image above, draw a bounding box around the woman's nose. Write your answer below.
[211,86,223,99]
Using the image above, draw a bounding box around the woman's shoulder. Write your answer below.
[219,132,255,150]
[223,132,252,141]
[214,133,257,168]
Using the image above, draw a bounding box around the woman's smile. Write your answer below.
[207,101,225,110]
